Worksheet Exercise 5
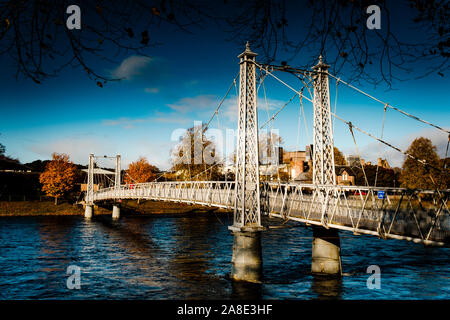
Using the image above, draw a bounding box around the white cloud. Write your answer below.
[144,87,160,93]
[357,127,449,168]
[111,55,154,80]
[28,137,117,165]
[102,117,148,129]
[167,95,218,113]
[221,96,286,122]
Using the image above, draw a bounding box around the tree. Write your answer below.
[399,137,442,189]
[0,142,4,155]
[0,1,447,87]
[124,157,159,184]
[39,153,77,205]
[350,165,400,187]
[334,147,347,166]
[171,124,222,180]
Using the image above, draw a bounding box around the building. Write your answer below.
[336,167,356,185]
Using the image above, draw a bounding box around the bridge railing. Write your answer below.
[89,181,449,245]
[92,181,236,209]
[262,182,450,244]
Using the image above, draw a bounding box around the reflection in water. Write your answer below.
[0,213,448,299]
[231,281,262,300]
[311,275,343,299]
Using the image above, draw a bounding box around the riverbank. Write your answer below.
[0,200,110,216]
[0,199,229,216]
[119,199,228,214]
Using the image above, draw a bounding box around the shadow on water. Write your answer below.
[310,275,343,299]
[230,280,262,300]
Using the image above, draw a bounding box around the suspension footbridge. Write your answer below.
[81,43,449,282]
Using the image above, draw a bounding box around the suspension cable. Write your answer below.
[260,91,302,129]
[347,122,370,187]
[203,72,240,133]
[374,104,389,187]
[327,72,449,134]
[332,112,445,174]
[256,62,313,104]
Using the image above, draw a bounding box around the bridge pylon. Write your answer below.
[84,153,94,219]
[228,42,264,283]
[112,154,121,219]
[311,56,341,276]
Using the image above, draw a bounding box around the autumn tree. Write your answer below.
[334,147,347,166]
[171,124,222,180]
[39,153,77,205]
[399,137,442,189]
[124,157,159,184]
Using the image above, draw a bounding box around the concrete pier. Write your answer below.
[84,205,93,219]
[311,226,342,276]
[230,229,263,283]
[112,205,120,219]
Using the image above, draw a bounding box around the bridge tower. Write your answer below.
[311,56,341,276]
[84,153,94,219]
[112,154,121,219]
[312,55,336,185]
[229,42,264,283]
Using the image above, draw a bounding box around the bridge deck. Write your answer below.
[89,181,450,246]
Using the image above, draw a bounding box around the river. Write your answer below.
[0,211,448,299]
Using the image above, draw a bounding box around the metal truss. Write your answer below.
[312,56,336,186]
[89,181,449,246]
[233,43,262,229]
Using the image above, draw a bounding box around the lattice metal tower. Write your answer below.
[115,155,121,189]
[232,42,261,228]
[86,153,94,205]
[312,56,336,185]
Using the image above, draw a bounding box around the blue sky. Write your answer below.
[0,2,448,170]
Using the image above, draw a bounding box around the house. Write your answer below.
[336,167,355,185]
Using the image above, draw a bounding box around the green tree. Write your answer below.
[399,137,442,189]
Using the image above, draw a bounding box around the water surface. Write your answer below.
[0,212,448,299]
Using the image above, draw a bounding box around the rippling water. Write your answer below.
[0,211,449,299]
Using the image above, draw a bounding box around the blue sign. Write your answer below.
[378,191,385,199]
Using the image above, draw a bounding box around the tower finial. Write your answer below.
[238,41,257,58]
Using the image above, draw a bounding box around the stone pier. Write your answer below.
[84,205,93,219]
[311,226,342,276]
[112,205,120,219]
[230,228,263,283]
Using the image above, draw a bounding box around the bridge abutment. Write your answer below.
[112,205,120,219]
[230,228,263,283]
[311,226,342,276]
[84,205,93,219]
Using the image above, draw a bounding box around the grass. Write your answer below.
[0,200,110,216]
[119,199,224,214]
[0,199,230,216]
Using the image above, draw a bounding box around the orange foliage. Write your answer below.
[124,157,159,184]
[39,153,77,204]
